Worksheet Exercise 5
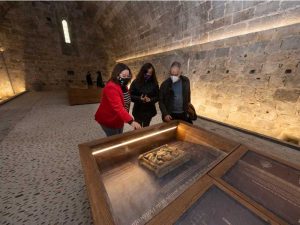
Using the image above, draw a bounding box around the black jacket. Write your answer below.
[159,75,191,119]
[130,78,159,119]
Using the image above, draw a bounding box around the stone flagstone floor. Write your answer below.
[0,92,91,224]
[0,91,156,225]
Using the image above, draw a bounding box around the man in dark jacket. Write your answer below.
[159,61,192,123]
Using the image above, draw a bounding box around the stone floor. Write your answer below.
[0,91,299,225]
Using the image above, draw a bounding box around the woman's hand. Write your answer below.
[131,121,142,130]
[144,95,151,102]
[140,94,146,102]
[164,115,172,122]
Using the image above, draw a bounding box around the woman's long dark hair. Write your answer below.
[110,63,132,84]
[135,63,158,85]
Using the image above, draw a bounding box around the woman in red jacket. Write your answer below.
[95,63,141,136]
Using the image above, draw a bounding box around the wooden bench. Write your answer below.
[68,87,102,106]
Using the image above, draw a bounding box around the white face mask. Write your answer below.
[170,75,180,83]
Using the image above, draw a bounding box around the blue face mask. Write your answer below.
[144,73,151,81]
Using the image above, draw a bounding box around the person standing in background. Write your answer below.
[96,71,105,88]
[130,63,159,127]
[95,63,141,136]
[86,71,93,88]
[159,61,192,124]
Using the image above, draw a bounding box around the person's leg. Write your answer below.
[134,117,143,127]
[182,113,193,124]
[100,124,123,137]
[170,113,183,121]
[180,112,193,124]
[118,126,124,134]
[142,117,152,127]
[171,113,192,124]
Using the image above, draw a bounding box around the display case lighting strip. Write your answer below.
[92,126,177,155]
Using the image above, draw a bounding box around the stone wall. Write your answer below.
[0,1,299,141]
[125,24,300,141]
[0,3,25,99]
[0,2,109,93]
[95,1,300,60]
[94,1,300,141]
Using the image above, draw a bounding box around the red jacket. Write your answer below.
[95,81,133,128]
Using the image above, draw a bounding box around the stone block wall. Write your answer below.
[0,2,109,94]
[0,1,299,141]
[99,1,300,141]
[124,24,300,140]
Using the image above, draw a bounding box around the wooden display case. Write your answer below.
[68,87,102,105]
[209,145,300,225]
[78,120,300,225]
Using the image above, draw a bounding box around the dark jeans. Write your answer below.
[134,116,152,127]
[171,112,193,124]
[100,124,124,137]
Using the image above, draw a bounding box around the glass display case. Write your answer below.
[211,147,300,225]
[78,120,299,225]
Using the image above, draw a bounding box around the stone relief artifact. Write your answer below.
[138,144,191,177]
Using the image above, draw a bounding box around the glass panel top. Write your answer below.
[100,140,226,225]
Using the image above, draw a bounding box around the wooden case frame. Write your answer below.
[79,121,239,225]
[209,145,300,225]
[78,120,297,225]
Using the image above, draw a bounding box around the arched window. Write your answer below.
[62,19,71,44]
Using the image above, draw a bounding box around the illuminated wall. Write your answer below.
[0,3,26,100]
[123,23,300,141]
[0,52,14,100]
[95,1,300,141]
[0,45,26,101]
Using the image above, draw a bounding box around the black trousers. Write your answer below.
[170,112,193,124]
[134,116,153,127]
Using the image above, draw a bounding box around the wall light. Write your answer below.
[92,126,177,155]
[116,18,300,62]
[0,47,5,52]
